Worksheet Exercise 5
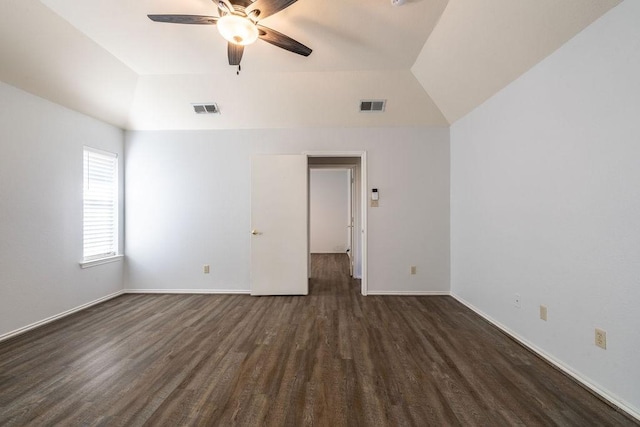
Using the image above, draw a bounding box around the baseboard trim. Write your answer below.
[367,291,450,296]
[124,289,251,295]
[450,292,640,422]
[0,290,125,343]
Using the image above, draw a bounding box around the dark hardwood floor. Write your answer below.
[0,254,636,426]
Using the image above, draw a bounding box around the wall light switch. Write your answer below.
[539,305,547,321]
[203,264,210,274]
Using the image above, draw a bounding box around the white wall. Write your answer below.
[310,169,350,253]
[450,1,640,417]
[0,82,124,339]
[125,127,450,294]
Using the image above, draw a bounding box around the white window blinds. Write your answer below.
[83,147,118,261]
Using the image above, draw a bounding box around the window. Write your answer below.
[83,147,119,262]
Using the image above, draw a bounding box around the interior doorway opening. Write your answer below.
[307,153,367,295]
[309,167,353,273]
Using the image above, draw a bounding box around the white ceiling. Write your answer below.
[412,0,621,123]
[0,0,621,130]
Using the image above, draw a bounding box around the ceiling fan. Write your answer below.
[148,0,312,72]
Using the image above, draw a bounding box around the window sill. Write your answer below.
[80,255,124,269]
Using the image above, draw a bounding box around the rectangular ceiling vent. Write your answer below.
[192,103,220,114]
[359,99,386,113]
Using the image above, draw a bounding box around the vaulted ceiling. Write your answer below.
[0,0,620,130]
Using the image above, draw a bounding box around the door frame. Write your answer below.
[304,151,368,295]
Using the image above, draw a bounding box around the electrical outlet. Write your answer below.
[539,305,547,321]
[203,264,210,274]
[595,328,607,349]
[514,294,521,308]
[410,266,417,275]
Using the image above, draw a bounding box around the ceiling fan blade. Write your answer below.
[228,43,244,66]
[147,15,218,25]
[257,25,311,57]
[246,0,298,20]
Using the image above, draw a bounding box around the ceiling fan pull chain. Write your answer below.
[237,64,241,75]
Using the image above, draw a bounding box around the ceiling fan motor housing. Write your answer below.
[224,0,253,14]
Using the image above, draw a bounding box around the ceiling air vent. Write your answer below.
[359,99,386,113]
[192,103,220,114]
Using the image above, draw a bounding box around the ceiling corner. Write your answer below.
[411,0,621,125]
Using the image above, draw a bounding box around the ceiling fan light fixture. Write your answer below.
[217,14,259,45]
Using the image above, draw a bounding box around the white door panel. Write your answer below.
[251,155,308,295]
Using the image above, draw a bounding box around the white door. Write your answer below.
[251,155,308,295]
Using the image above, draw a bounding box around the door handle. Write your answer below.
[251,229,261,235]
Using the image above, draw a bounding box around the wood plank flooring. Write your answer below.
[0,254,636,426]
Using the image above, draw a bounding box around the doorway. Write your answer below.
[307,153,367,295]
[309,167,353,273]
